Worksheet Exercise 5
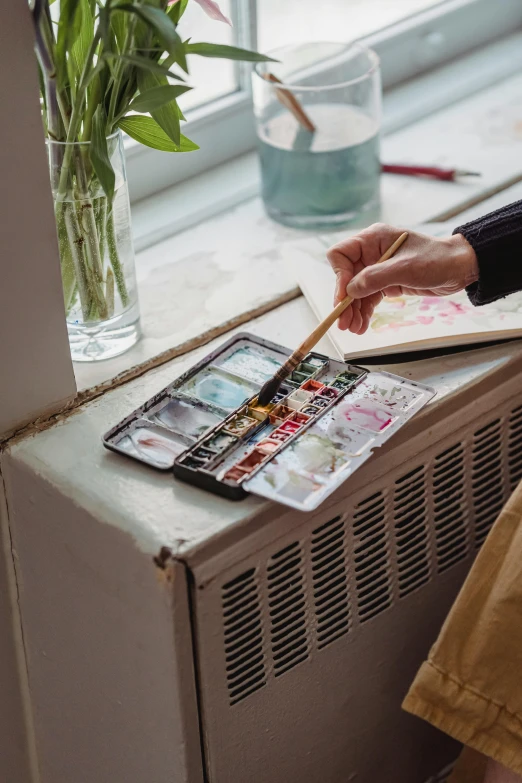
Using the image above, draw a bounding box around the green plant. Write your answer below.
[32,0,273,322]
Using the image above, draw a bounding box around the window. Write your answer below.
[125,0,522,203]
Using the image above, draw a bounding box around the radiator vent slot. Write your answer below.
[508,404,522,491]
[433,442,468,573]
[311,516,350,649]
[472,419,503,548]
[222,568,266,706]
[267,541,309,677]
[394,466,430,597]
[352,492,392,622]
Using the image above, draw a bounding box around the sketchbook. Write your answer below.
[285,223,522,359]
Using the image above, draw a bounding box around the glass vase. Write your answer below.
[47,130,140,362]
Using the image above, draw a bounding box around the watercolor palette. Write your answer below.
[103,333,435,511]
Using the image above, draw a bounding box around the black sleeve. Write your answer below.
[452,199,522,306]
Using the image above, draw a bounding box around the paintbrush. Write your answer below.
[264,73,316,133]
[257,232,409,406]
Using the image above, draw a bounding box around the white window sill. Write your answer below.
[74,45,522,397]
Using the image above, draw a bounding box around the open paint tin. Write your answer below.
[103,333,435,512]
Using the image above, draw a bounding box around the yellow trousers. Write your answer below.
[403,485,522,779]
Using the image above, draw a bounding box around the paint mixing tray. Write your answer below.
[103,333,436,511]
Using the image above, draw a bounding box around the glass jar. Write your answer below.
[47,130,140,362]
[253,42,382,231]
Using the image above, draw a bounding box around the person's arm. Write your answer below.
[454,199,522,305]
[327,200,522,334]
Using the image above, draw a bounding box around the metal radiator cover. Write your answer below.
[191,376,522,783]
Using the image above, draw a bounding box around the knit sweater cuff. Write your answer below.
[453,199,522,306]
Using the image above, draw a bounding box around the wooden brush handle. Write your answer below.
[264,73,316,133]
[286,231,409,371]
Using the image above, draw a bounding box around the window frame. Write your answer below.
[125,0,522,203]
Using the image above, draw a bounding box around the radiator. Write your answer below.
[185,368,522,783]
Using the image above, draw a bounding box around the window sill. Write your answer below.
[74,59,522,399]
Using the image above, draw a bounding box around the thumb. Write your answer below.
[345,262,398,299]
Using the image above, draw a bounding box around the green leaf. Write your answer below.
[70,0,94,79]
[168,0,189,25]
[137,70,181,145]
[116,4,177,50]
[184,42,277,62]
[107,52,185,81]
[56,0,81,89]
[128,84,191,113]
[90,106,115,202]
[118,115,199,152]
[110,9,127,52]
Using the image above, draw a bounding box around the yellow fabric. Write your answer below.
[403,486,522,778]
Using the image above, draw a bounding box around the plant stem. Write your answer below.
[63,202,92,321]
[107,208,129,308]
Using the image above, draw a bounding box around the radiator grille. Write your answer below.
[508,404,522,490]
[353,492,392,622]
[433,442,469,573]
[222,569,266,705]
[221,401,521,707]
[394,466,430,597]
[267,542,309,677]
[311,515,350,649]
[472,419,503,548]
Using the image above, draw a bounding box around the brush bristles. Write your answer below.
[257,376,284,407]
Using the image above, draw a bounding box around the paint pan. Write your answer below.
[287,389,313,410]
[236,449,267,473]
[115,422,190,470]
[311,396,330,409]
[279,420,301,434]
[301,405,321,416]
[104,332,435,511]
[301,379,325,394]
[218,345,284,386]
[180,366,257,412]
[204,431,238,454]
[317,386,339,400]
[269,404,293,425]
[336,400,396,433]
[224,414,258,436]
[223,467,249,483]
[150,396,223,441]
[256,439,280,456]
[288,412,310,426]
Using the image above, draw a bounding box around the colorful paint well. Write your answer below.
[288,411,310,426]
[269,404,293,425]
[271,430,291,442]
[204,431,238,453]
[311,396,330,409]
[224,414,258,436]
[304,355,328,370]
[287,389,313,410]
[219,346,283,386]
[301,379,325,393]
[116,423,190,469]
[256,439,280,456]
[301,405,321,416]
[181,367,257,412]
[337,401,396,432]
[279,420,301,434]
[236,449,267,472]
[317,386,339,400]
[223,467,248,483]
[151,397,222,441]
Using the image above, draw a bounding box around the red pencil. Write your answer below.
[382,164,480,182]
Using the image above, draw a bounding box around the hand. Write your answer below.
[326,223,479,333]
